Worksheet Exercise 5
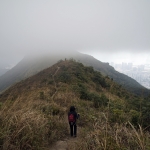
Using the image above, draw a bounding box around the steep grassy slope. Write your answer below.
[0,51,149,96]
[0,60,150,150]
[77,53,150,96]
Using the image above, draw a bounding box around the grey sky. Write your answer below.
[0,0,150,65]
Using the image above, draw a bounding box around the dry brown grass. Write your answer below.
[66,113,150,150]
[0,96,68,150]
[1,95,150,149]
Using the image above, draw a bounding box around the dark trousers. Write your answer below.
[69,122,77,136]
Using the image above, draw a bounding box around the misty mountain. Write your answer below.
[0,51,149,96]
[0,63,10,76]
[0,68,8,76]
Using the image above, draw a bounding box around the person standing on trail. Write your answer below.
[68,106,79,137]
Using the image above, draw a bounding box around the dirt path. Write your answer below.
[49,115,81,150]
[51,66,60,100]
[50,133,79,150]
[50,137,78,150]
[49,66,81,150]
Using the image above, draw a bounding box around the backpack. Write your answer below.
[68,113,75,123]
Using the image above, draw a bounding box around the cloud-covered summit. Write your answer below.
[0,0,150,63]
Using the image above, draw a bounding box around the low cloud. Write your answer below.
[0,0,150,64]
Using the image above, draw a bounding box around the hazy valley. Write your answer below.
[112,62,150,89]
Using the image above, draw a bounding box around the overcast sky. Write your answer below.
[0,0,150,66]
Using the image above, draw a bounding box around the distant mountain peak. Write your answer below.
[0,51,149,96]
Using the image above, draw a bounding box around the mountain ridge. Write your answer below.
[0,59,150,149]
[0,51,149,96]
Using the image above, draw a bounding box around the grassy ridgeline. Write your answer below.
[0,60,150,150]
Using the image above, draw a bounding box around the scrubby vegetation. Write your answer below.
[0,59,150,149]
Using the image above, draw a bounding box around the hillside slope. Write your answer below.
[0,60,150,150]
[0,51,149,96]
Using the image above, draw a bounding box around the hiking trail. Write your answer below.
[49,115,81,150]
[49,134,79,150]
[49,66,81,150]
[51,66,60,100]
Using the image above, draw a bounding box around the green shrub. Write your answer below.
[85,66,94,73]
[92,72,107,88]
[48,80,54,84]
[110,109,125,123]
[93,94,109,108]
[58,71,71,83]
[39,92,44,99]
[74,70,87,82]
[129,110,140,126]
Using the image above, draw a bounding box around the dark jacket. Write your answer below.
[68,106,78,122]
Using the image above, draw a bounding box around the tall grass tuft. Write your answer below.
[0,98,68,150]
[67,113,150,150]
